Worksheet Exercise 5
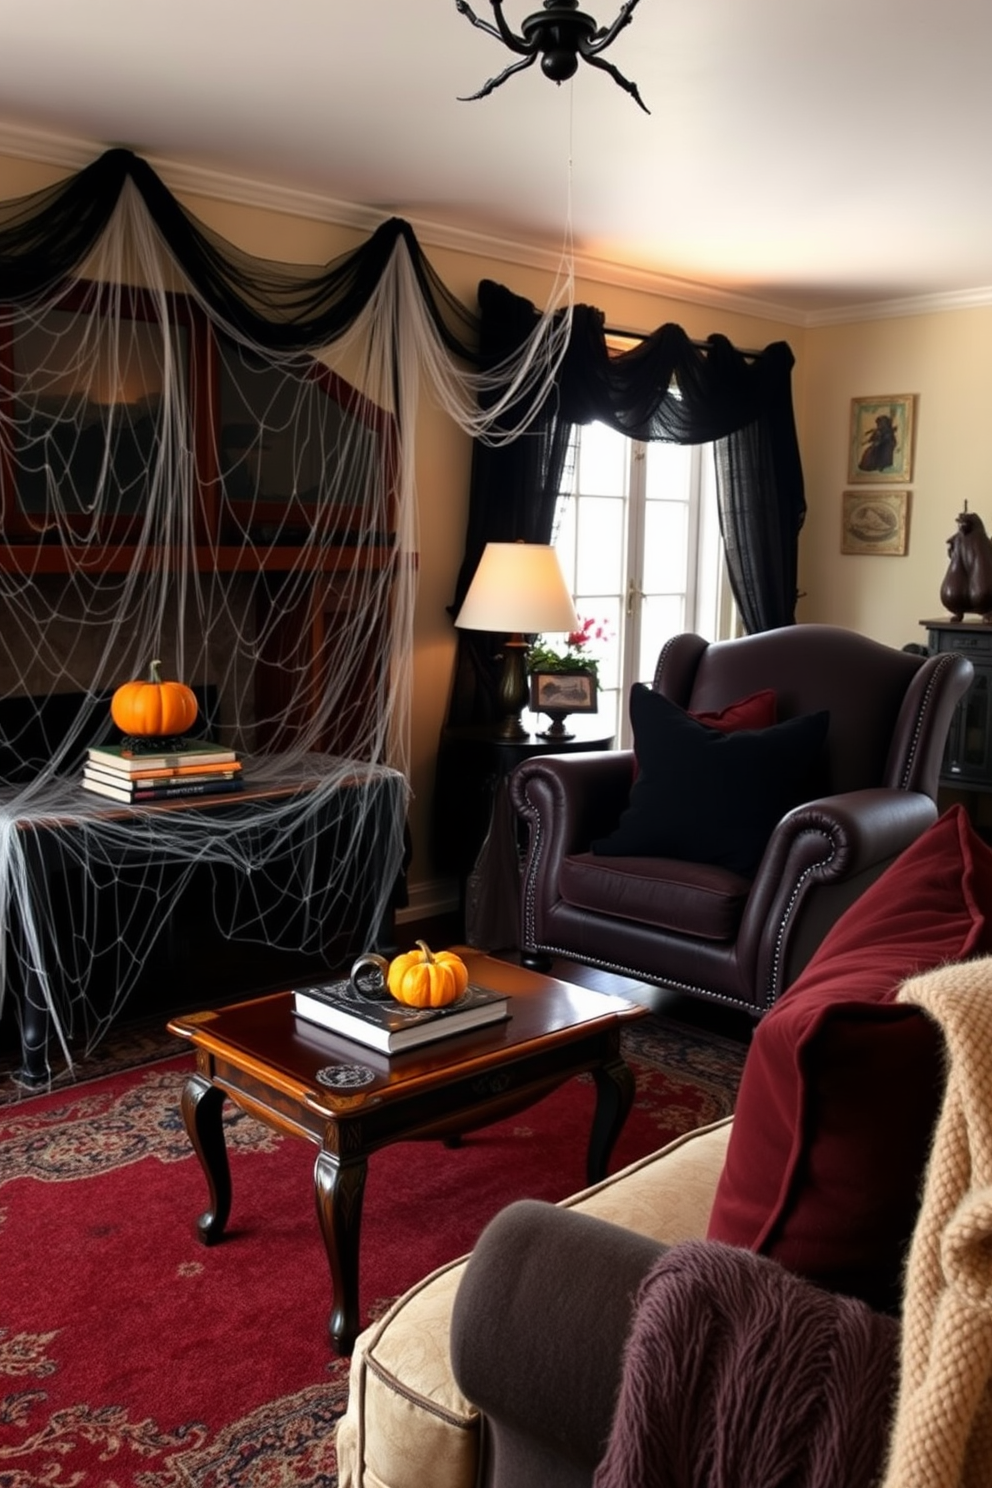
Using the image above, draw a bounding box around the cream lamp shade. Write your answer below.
[454,542,579,634]
[455,542,580,739]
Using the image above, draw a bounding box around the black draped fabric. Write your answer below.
[447,291,806,724]
[0,147,478,356]
[0,149,804,704]
[446,280,574,726]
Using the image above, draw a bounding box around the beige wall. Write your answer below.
[797,308,992,650]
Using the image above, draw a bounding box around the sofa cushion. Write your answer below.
[559,853,751,941]
[593,684,828,876]
[706,804,992,1313]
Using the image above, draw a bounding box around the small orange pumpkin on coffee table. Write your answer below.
[387,942,469,1008]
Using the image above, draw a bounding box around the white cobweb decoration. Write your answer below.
[0,168,573,1085]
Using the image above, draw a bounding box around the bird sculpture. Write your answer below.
[940,505,992,622]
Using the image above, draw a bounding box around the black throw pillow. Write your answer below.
[593,685,830,877]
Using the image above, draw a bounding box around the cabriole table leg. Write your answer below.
[587,1056,635,1184]
[180,1073,232,1244]
[313,1146,368,1357]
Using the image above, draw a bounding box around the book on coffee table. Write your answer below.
[292,979,510,1053]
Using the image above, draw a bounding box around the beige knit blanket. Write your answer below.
[883,957,992,1488]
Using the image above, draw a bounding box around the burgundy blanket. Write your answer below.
[593,1240,900,1488]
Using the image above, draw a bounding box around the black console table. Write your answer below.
[922,619,992,791]
[2,759,406,1085]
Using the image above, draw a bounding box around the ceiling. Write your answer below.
[1,0,991,321]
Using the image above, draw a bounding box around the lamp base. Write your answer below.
[496,713,530,741]
[495,635,530,742]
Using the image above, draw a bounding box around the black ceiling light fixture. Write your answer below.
[455,0,649,112]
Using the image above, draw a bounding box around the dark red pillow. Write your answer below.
[706,804,992,1313]
[691,688,777,732]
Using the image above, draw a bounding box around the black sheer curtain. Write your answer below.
[446,281,575,726]
[447,289,806,723]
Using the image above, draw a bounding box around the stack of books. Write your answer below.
[80,740,244,804]
[293,978,511,1053]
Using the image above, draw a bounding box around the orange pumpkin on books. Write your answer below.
[388,942,469,1008]
[111,660,199,737]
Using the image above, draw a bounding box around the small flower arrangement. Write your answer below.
[528,616,609,687]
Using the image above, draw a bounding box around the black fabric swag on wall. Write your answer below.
[0,147,479,357]
[1,150,804,730]
[446,282,806,728]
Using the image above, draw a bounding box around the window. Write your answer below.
[552,420,735,747]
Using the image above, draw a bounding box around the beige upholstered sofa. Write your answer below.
[335,1116,733,1488]
[339,808,992,1487]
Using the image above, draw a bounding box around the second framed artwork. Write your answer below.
[841,490,910,556]
[848,394,916,483]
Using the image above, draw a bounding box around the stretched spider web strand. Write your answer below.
[0,157,577,1082]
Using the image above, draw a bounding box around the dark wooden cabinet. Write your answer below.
[923,619,992,791]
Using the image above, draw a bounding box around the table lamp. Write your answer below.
[455,541,580,740]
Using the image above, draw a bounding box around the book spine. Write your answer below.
[93,761,241,780]
[130,778,246,800]
[87,749,239,772]
[83,765,241,789]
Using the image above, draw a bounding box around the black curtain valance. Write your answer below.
[0,149,805,704]
[446,285,806,726]
[561,303,786,442]
[0,147,478,357]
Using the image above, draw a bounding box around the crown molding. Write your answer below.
[2,118,991,330]
[0,117,807,322]
[803,283,992,326]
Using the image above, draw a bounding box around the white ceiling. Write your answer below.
[1,0,991,321]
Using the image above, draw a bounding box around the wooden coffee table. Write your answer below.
[167,949,644,1355]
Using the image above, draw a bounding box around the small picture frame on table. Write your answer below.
[529,671,598,714]
[848,394,916,483]
[841,490,910,556]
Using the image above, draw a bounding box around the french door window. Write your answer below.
[552,420,735,746]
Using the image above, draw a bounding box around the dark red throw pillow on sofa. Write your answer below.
[706,804,992,1313]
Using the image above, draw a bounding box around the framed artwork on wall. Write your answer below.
[841,490,910,555]
[848,394,916,483]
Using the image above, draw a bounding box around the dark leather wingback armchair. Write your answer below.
[509,625,972,1016]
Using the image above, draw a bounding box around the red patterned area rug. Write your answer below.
[0,1015,745,1487]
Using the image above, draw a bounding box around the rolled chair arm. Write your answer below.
[739,787,939,1006]
[510,751,634,955]
[511,750,634,850]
